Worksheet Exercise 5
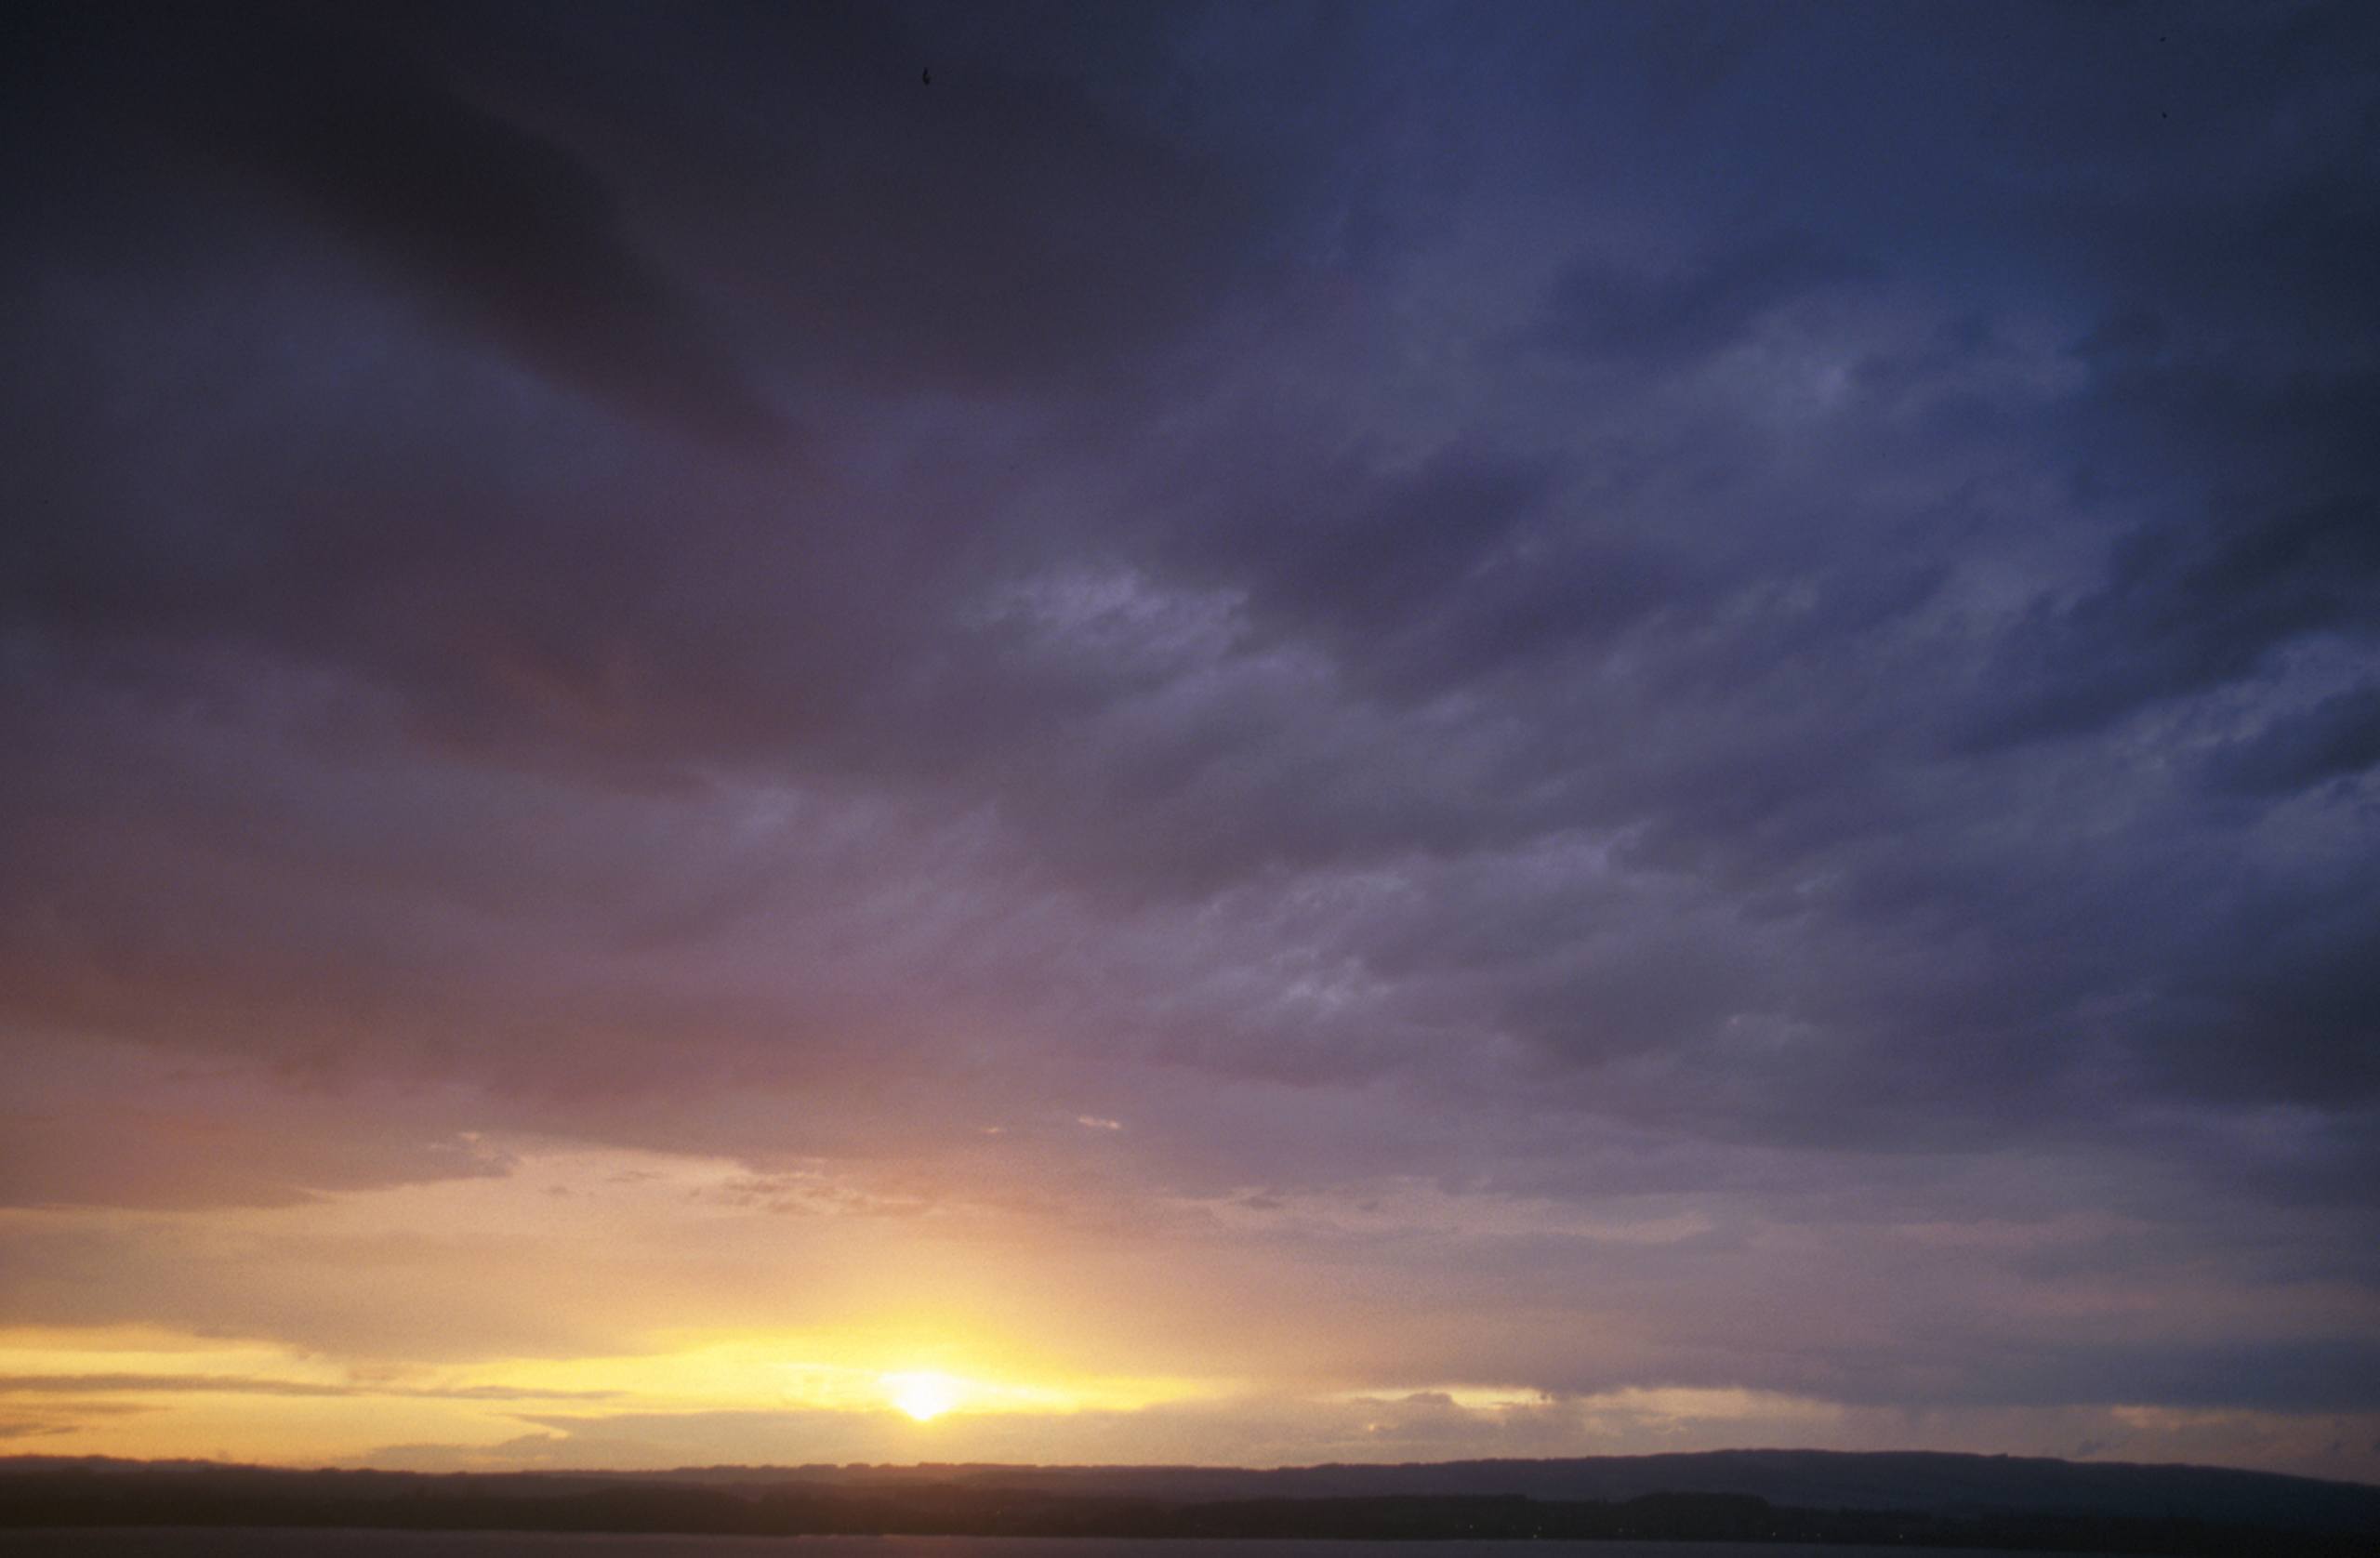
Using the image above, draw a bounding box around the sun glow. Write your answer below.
[885,1370,961,1420]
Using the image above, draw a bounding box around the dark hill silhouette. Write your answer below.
[530,1447,2380,1530]
[7,1447,2378,1552]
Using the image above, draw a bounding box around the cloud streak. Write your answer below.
[1,0,2375,1483]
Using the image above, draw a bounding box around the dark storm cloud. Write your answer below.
[1979,487,2380,748]
[5,6,776,448]
[2,0,2377,1444]
[1,0,1262,783]
[2210,682,2380,796]
[1543,234,1866,369]
[419,0,1259,401]
[200,23,781,450]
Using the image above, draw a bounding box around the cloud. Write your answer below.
[9,7,780,449]
[0,1374,621,1403]
[0,1420,73,1441]
[0,0,2375,1476]
[1542,233,1867,368]
[2207,681,2380,798]
[1979,493,2380,746]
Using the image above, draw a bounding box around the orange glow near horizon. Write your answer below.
[0,1311,1224,1467]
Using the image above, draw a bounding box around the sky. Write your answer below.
[3,0,2377,1482]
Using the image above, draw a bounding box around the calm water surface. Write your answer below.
[3,1531,2126,1558]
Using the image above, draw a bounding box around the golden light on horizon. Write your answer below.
[0,1143,1229,1465]
[885,1370,962,1421]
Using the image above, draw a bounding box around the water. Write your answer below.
[0,1531,2126,1558]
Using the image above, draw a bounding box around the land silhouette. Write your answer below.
[7,1448,2378,1554]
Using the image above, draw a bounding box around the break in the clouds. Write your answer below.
[3,0,2377,1481]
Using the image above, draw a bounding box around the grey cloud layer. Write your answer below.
[3,0,2376,1444]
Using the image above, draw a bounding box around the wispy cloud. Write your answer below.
[1,0,2374,1482]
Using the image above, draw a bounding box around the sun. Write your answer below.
[885,1370,961,1421]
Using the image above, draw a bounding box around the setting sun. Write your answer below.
[885,1371,961,1421]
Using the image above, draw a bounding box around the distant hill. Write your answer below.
[7,1446,2378,1552]
[746,1448,2380,1529]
